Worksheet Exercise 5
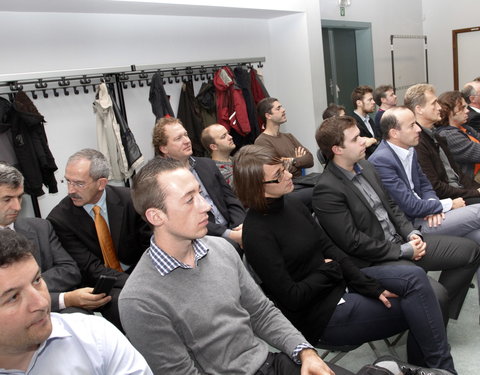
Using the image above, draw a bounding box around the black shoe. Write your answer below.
[373,356,454,375]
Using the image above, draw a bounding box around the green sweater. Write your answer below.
[119,236,307,374]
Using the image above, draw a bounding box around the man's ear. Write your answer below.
[159,145,168,156]
[210,143,218,152]
[356,99,362,109]
[332,144,343,156]
[145,207,167,227]
[98,177,109,190]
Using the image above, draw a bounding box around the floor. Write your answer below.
[324,276,480,374]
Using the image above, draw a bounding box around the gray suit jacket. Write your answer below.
[15,217,82,311]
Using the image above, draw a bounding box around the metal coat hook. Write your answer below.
[73,86,80,95]
[130,81,136,88]
[80,75,91,85]
[83,86,89,94]
[258,61,263,68]
[58,77,70,87]
[42,89,48,98]
[138,80,144,87]
[31,90,38,99]
[53,88,59,97]
[167,76,173,84]
[10,82,23,91]
[64,87,70,96]
[35,79,48,89]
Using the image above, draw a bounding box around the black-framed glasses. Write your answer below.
[262,160,291,184]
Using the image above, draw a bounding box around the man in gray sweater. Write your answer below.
[119,157,346,375]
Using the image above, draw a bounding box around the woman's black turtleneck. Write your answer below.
[243,195,383,343]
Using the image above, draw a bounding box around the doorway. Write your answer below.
[322,20,374,115]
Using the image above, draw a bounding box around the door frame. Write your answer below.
[321,19,375,101]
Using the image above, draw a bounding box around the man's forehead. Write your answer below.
[158,168,197,193]
[0,184,24,198]
[345,125,360,139]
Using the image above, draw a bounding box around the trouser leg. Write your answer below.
[416,234,480,318]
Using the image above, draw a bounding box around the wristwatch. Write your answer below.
[291,158,297,167]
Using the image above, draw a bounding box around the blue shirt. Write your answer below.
[84,189,110,227]
[0,313,152,375]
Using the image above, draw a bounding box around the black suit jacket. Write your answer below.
[192,157,246,236]
[313,160,414,268]
[47,185,151,288]
[351,112,381,157]
[466,105,480,132]
[15,217,82,311]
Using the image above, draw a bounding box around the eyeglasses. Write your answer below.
[262,160,291,184]
[63,178,96,189]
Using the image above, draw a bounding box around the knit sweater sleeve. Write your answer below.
[285,133,314,169]
[233,246,309,356]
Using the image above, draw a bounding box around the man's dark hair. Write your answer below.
[351,85,373,109]
[257,97,278,123]
[373,85,394,106]
[461,85,476,104]
[131,156,185,222]
[315,115,357,161]
[322,104,345,119]
[0,162,24,188]
[0,230,35,267]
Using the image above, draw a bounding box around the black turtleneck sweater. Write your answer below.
[243,195,384,343]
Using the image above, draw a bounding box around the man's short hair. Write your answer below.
[437,91,464,127]
[200,124,219,153]
[351,85,373,109]
[0,230,35,267]
[461,84,476,104]
[379,106,409,140]
[373,85,394,106]
[233,145,281,212]
[404,83,435,112]
[315,115,357,161]
[131,157,185,221]
[67,149,110,180]
[0,162,24,188]
[152,117,184,156]
[257,97,278,123]
[322,104,345,119]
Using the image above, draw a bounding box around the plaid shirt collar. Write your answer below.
[148,236,209,276]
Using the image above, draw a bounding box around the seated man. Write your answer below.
[405,84,480,204]
[255,97,314,177]
[256,97,317,208]
[373,84,397,128]
[200,123,236,186]
[0,229,152,374]
[153,117,245,251]
[119,156,353,375]
[314,115,480,319]
[47,149,151,329]
[369,106,480,243]
[461,79,480,132]
[351,85,380,157]
[0,163,111,314]
[322,104,346,119]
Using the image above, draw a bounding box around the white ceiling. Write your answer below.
[0,0,299,19]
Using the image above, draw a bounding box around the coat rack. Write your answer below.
[0,57,266,218]
[0,57,266,98]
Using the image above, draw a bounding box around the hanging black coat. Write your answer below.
[149,73,175,120]
[8,91,58,196]
[0,97,18,166]
[177,80,205,157]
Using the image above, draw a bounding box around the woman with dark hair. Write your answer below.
[436,90,480,180]
[235,145,456,374]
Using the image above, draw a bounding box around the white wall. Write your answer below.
[422,0,480,93]
[320,0,424,95]
[0,3,325,218]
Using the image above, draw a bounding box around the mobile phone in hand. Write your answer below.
[92,275,117,295]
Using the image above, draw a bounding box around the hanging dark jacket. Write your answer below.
[196,80,217,127]
[214,66,251,137]
[8,91,58,196]
[149,72,175,120]
[0,97,17,166]
[234,66,260,143]
[177,80,205,157]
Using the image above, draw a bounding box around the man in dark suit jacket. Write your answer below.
[351,85,381,157]
[47,149,151,329]
[462,80,480,132]
[314,115,480,319]
[0,162,114,314]
[152,117,245,251]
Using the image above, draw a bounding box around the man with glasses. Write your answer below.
[47,149,151,330]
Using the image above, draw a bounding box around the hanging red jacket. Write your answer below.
[214,66,251,136]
